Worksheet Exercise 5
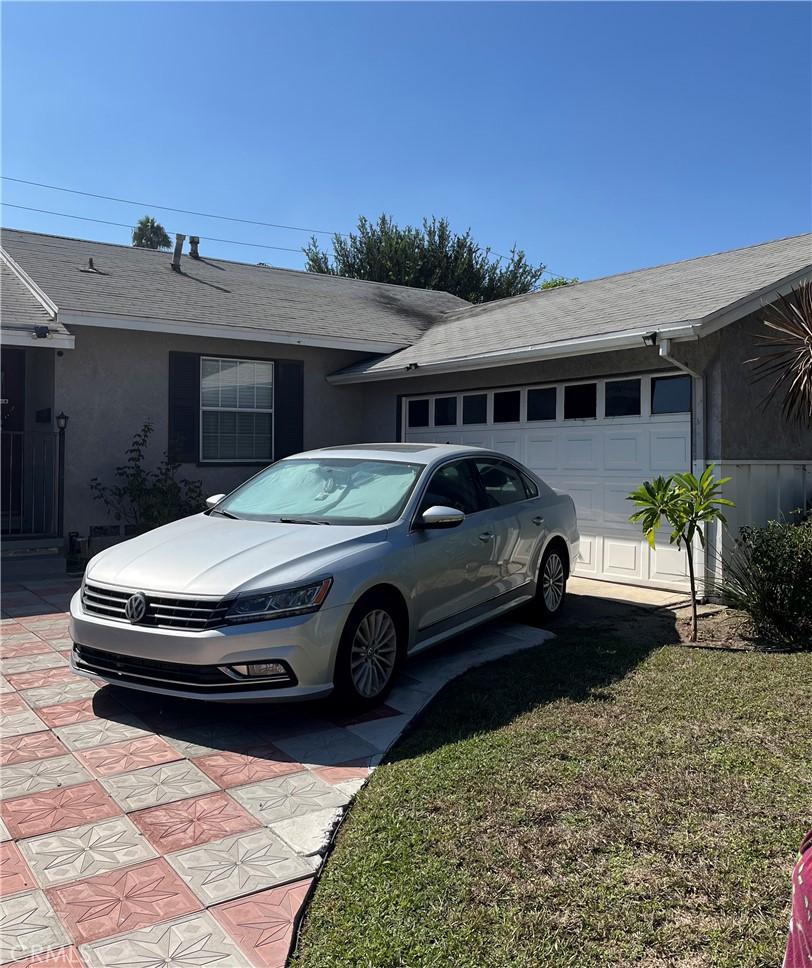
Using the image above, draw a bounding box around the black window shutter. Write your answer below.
[168,352,200,463]
[274,359,304,460]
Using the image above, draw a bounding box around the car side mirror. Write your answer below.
[206,494,226,510]
[419,505,465,529]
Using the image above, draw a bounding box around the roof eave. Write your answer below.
[326,324,700,385]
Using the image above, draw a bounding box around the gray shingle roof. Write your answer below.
[0,258,72,341]
[334,232,812,378]
[0,229,469,349]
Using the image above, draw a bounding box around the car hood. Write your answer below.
[85,513,388,597]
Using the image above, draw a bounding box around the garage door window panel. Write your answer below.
[651,375,692,414]
[564,383,597,419]
[605,379,641,417]
[434,397,457,427]
[527,387,556,421]
[407,398,430,428]
[493,390,521,423]
[462,394,488,425]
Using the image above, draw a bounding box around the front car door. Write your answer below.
[409,459,495,631]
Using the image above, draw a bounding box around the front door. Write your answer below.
[410,459,495,630]
[1,348,25,532]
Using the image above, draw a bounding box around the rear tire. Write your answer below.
[332,594,402,711]
[536,544,567,620]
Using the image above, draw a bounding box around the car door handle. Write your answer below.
[532,516,545,526]
[479,531,495,542]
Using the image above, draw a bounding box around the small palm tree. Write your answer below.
[748,281,812,429]
[628,467,734,641]
[132,215,171,250]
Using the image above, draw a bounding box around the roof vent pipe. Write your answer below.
[170,234,186,272]
[189,236,200,260]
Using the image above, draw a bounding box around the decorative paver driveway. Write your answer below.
[0,578,550,966]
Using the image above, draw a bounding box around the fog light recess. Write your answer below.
[229,662,288,678]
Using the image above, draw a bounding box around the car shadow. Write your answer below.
[89,590,679,766]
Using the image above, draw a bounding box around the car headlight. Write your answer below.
[224,578,332,624]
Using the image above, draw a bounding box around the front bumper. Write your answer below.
[69,591,350,702]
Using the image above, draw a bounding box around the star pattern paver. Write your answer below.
[131,792,260,853]
[101,762,218,812]
[18,817,156,887]
[47,858,201,944]
[192,747,302,788]
[76,735,182,777]
[0,891,70,964]
[78,912,249,968]
[20,679,98,710]
[166,829,316,905]
[210,879,312,968]
[35,698,97,728]
[5,666,75,691]
[55,717,151,751]
[0,730,67,767]
[0,755,91,800]
[230,772,349,824]
[0,842,36,896]
[0,780,121,839]
[0,707,48,738]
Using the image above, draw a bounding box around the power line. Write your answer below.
[0,203,305,254]
[1,176,339,237]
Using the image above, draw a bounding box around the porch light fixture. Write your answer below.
[642,332,658,347]
[55,411,69,431]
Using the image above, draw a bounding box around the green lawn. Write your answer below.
[292,618,811,968]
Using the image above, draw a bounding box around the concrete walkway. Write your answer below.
[0,578,553,967]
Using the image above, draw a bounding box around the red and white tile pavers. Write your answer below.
[0,577,551,965]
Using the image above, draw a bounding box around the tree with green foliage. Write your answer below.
[132,215,171,250]
[628,467,734,641]
[304,214,575,304]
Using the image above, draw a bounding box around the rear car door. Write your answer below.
[472,458,545,594]
[409,459,495,630]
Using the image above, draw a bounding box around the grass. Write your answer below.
[292,611,811,968]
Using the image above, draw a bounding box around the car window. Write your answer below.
[419,460,483,515]
[474,459,529,507]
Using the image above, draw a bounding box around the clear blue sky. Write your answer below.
[2,1,810,281]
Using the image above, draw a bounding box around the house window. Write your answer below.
[651,375,692,414]
[462,394,487,424]
[493,390,520,423]
[200,357,273,462]
[605,378,641,417]
[407,398,430,428]
[527,387,556,421]
[434,397,457,426]
[564,383,597,419]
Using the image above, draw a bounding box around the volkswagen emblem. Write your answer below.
[125,592,148,624]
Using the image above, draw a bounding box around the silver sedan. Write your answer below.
[70,444,579,709]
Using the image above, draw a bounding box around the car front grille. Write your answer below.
[81,582,230,631]
[73,644,296,693]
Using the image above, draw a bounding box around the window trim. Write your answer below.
[199,356,275,464]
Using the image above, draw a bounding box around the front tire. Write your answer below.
[536,545,567,620]
[333,596,402,710]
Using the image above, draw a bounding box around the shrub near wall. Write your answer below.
[723,519,812,649]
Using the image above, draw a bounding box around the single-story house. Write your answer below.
[1,227,810,591]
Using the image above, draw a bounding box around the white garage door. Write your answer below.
[403,371,693,591]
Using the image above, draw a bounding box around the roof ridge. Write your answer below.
[0,226,470,305]
[438,231,812,323]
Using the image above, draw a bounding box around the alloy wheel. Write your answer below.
[542,552,565,613]
[350,608,398,699]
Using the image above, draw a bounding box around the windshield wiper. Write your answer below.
[209,508,241,520]
[278,517,330,525]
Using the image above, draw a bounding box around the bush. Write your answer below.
[90,422,204,534]
[722,519,812,649]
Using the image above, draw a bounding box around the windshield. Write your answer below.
[216,458,424,525]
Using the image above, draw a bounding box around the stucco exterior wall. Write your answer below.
[716,312,812,461]
[356,345,675,441]
[55,326,367,537]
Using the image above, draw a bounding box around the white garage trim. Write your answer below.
[402,371,694,592]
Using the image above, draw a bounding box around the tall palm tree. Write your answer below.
[132,215,171,250]
[748,280,812,429]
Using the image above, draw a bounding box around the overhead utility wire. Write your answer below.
[0,203,304,254]
[1,176,339,237]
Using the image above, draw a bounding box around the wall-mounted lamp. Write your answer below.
[55,411,69,431]
[642,332,658,347]
[405,362,419,371]
[33,325,49,340]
